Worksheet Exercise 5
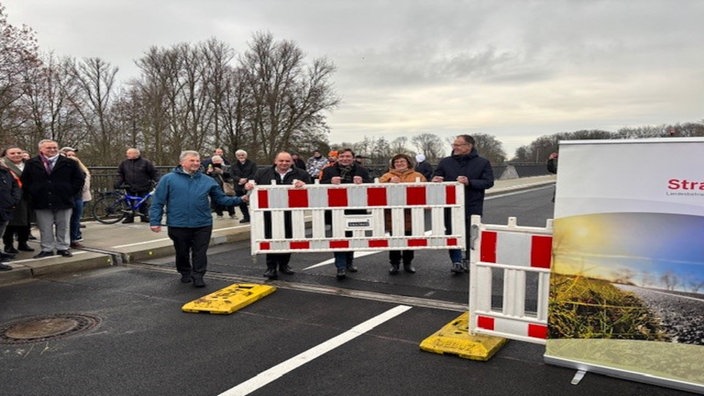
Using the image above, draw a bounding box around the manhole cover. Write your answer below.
[0,313,101,344]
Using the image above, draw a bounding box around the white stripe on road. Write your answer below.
[111,226,248,248]
[219,304,413,396]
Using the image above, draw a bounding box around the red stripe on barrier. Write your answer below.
[329,240,349,249]
[367,187,387,206]
[328,189,348,207]
[446,237,458,246]
[477,315,495,330]
[530,235,552,268]
[407,238,427,247]
[288,189,309,208]
[368,239,389,248]
[290,241,310,250]
[480,231,497,263]
[528,323,548,339]
[445,185,456,205]
[260,242,271,250]
[406,186,427,205]
[257,190,269,209]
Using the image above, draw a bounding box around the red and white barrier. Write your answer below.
[250,181,465,254]
[469,215,553,344]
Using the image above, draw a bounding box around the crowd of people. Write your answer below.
[0,136,495,289]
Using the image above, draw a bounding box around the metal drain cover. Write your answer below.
[0,313,101,344]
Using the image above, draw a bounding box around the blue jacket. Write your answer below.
[149,166,243,228]
[433,148,494,216]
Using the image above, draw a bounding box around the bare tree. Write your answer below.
[67,57,119,159]
[239,32,339,162]
[0,4,41,143]
[411,133,445,161]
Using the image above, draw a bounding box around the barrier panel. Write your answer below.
[249,181,465,255]
[468,215,553,344]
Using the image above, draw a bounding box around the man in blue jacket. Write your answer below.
[432,134,494,274]
[149,150,247,288]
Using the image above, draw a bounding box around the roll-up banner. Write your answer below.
[544,138,704,393]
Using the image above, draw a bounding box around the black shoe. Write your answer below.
[33,251,54,259]
[193,278,206,288]
[336,268,346,280]
[240,219,250,224]
[57,250,73,257]
[389,263,400,275]
[0,263,12,271]
[279,265,295,275]
[70,242,84,249]
[140,217,150,223]
[263,268,278,279]
[403,263,416,274]
[17,245,35,252]
[4,246,19,254]
[0,252,15,260]
[346,264,358,273]
[122,218,135,224]
[180,274,192,283]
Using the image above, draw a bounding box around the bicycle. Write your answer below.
[92,188,155,224]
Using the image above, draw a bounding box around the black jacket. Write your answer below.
[21,155,85,210]
[115,156,159,193]
[433,148,494,216]
[0,166,21,221]
[253,165,312,186]
[231,159,258,195]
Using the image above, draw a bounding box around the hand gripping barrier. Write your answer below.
[468,215,554,344]
[249,181,465,255]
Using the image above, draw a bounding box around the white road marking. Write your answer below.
[219,305,412,396]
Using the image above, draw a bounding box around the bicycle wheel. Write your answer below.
[92,193,131,224]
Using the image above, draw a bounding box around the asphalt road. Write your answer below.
[0,185,695,396]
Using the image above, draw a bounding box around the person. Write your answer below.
[115,148,159,224]
[60,147,92,248]
[291,153,306,170]
[0,155,21,269]
[306,150,327,179]
[379,154,427,274]
[414,153,433,181]
[245,152,312,280]
[320,148,372,280]
[1,146,35,255]
[201,147,231,170]
[149,150,247,288]
[230,149,257,223]
[205,155,236,219]
[21,139,85,258]
[547,152,558,203]
[432,134,494,274]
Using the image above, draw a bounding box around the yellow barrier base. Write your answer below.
[181,283,276,314]
[419,312,508,361]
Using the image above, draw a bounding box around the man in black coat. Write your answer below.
[245,152,312,280]
[21,139,85,258]
[115,148,159,223]
[320,148,373,280]
[432,134,494,274]
[231,149,258,223]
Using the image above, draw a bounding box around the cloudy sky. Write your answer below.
[5,0,704,156]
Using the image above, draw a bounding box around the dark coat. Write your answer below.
[21,155,84,211]
[231,159,258,195]
[433,148,494,216]
[115,156,159,193]
[415,160,434,182]
[0,159,31,226]
[0,166,22,222]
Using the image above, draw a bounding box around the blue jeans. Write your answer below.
[70,198,85,242]
[333,251,354,269]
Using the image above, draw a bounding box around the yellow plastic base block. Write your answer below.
[181,283,276,314]
[419,312,508,361]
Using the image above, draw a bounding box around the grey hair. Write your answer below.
[211,155,223,163]
[235,149,247,156]
[38,139,57,148]
[179,150,200,161]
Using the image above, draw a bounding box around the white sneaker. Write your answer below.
[451,262,464,273]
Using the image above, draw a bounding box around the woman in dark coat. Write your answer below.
[1,146,34,254]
